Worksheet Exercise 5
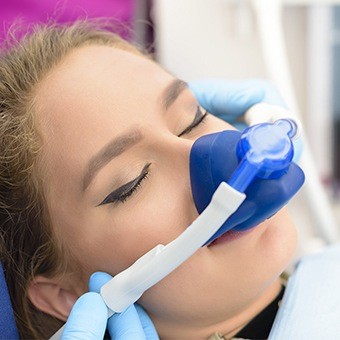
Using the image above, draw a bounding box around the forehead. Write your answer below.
[35,44,175,147]
[34,45,174,193]
[35,45,173,128]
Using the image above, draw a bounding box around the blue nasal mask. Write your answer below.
[51,104,305,339]
[190,118,305,245]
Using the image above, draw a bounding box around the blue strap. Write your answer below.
[0,262,18,339]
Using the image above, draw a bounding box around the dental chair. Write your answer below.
[0,262,18,339]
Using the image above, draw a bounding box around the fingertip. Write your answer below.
[107,304,144,339]
[245,79,287,107]
[75,292,104,310]
[187,79,203,92]
[63,292,108,339]
[240,86,266,110]
[135,304,160,340]
[89,272,113,293]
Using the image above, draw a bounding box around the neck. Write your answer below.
[153,278,282,339]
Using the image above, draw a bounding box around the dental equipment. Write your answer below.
[190,108,304,245]
[51,105,304,339]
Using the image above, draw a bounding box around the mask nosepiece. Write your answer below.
[190,118,305,245]
[229,119,298,193]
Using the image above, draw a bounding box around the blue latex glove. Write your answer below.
[62,272,159,340]
[189,78,302,162]
[188,78,288,120]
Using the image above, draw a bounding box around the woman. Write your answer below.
[0,21,297,339]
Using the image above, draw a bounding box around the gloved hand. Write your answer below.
[62,272,159,340]
[188,78,288,122]
[189,78,302,162]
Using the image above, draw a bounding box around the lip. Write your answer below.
[207,227,256,247]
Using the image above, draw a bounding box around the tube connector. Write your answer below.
[244,102,301,141]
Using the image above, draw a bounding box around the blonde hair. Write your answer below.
[0,21,142,338]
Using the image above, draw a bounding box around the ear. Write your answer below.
[27,275,79,321]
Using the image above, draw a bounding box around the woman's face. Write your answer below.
[35,45,297,338]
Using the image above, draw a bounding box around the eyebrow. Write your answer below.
[82,79,188,192]
[162,79,188,110]
[82,129,142,192]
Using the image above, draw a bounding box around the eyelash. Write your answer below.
[178,107,208,137]
[100,107,208,206]
[99,164,151,206]
[116,170,150,204]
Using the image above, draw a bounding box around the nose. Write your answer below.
[153,132,197,211]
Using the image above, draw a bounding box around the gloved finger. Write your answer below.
[188,79,265,120]
[135,304,159,340]
[89,271,113,293]
[107,304,146,340]
[89,272,159,339]
[89,272,157,339]
[62,292,107,340]
[250,79,287,107]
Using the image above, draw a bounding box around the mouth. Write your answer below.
[207,226,257,247]
[206,207,281,248]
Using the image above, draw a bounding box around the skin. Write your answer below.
[32,45,297,339]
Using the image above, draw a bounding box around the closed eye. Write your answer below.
[98,106,207,207]
[178,106,208,137]
[98,163,151,206]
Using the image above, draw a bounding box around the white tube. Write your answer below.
[101,182,245,313]
[50,182,245,339]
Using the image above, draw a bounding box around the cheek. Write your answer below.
[258,208,298,271]
[118,190,195,266]
[81,176,196,276]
